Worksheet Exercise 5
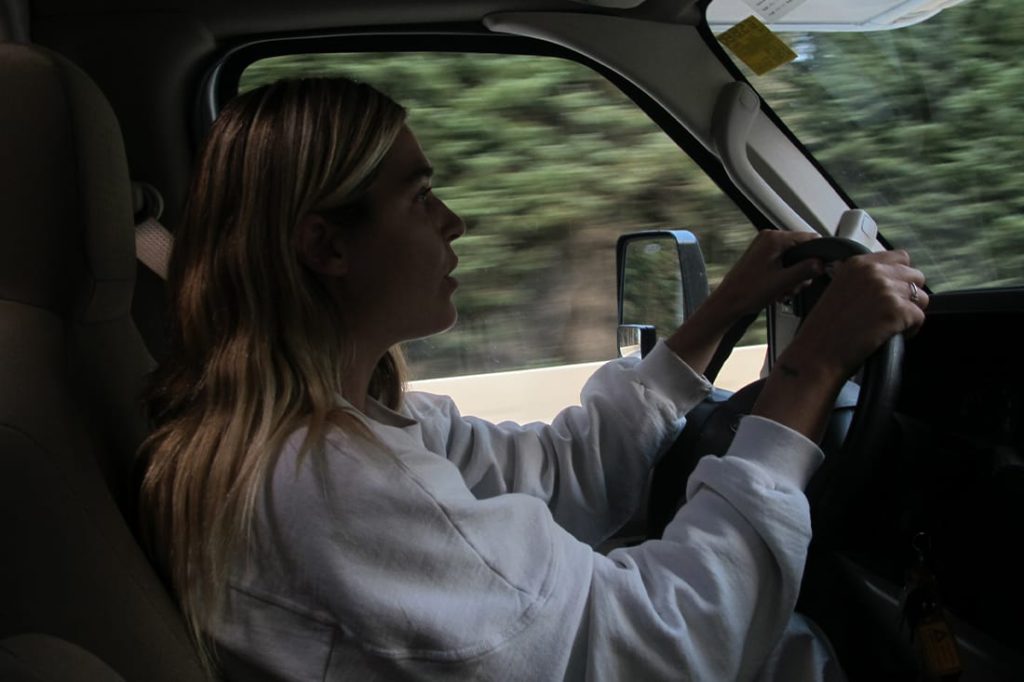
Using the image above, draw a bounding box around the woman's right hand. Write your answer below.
[752,249,928,442]
[786,249,928,383]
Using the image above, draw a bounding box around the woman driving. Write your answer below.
[139,77,928,681]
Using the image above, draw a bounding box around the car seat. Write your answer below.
[0,42,207,680]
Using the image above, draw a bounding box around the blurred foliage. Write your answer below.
[239,0,1023,378]
[754,0,1024,292]
[242,53,759,379]
[621,237,686,337]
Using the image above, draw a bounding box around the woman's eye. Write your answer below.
[416,186,433,203]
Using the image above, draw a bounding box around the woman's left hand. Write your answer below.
[666,229,822,376]
[704,229,824,323]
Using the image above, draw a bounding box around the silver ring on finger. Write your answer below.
[909,281,920,303]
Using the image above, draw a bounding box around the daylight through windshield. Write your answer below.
[724,0,1023,292]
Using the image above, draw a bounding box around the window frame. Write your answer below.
[199,24,776,237]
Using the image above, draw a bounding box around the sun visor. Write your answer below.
[707,0,971,33]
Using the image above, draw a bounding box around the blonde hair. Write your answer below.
[138,77,407,670]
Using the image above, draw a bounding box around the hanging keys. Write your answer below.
[900,533,963,681]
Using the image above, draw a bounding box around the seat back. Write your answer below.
[0,43,207,680]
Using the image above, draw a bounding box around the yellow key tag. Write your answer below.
[916,614,963,677]
[717,15,797,76]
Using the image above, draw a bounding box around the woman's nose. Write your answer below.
[442,201,466,241]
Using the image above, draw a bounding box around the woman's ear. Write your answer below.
[296,214,347,277]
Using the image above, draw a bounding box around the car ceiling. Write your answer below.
[26,0,703,38]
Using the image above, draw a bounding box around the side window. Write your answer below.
[240,52,763,420]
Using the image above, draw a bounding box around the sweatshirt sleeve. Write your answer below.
[583,415,824,681]
[406,341,712,544]
[241,414,824,681]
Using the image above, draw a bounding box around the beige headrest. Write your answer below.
[0,43,135,323]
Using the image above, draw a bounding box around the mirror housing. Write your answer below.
[616,230,709,357]
[617,324,657,359]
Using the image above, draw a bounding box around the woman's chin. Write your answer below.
[439,304,459,333]
[406,305,458,342]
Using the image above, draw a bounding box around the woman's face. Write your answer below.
[337,125,466,349]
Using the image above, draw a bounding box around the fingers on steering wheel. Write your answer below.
[905,283,929,337]
[888,248,912,266]
[836,254,927,333]
[781,257,825,294]
[892,263,928,308]
[889,265,928,336]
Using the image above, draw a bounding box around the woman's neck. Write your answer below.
[341,361,374,414]
[341,338,390,414]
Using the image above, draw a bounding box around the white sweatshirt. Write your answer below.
[210,342,837,681]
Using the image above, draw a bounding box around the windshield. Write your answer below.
[717,0,1024,293]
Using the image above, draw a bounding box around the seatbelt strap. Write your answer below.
[704,310,760,383]
[135,217,173,280]
[131,181,172,280]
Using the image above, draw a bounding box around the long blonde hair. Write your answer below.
[139,77,407,669]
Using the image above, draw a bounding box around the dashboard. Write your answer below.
[890,291,1024,656]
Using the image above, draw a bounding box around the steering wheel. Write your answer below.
[647,237,905,542]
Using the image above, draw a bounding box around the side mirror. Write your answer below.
[616,230,709,358]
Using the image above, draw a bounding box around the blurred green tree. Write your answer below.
[755,0,1024,292]
[242,53,757,379]
[238,0,1024,380]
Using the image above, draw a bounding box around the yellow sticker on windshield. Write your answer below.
[718,15,797,76]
